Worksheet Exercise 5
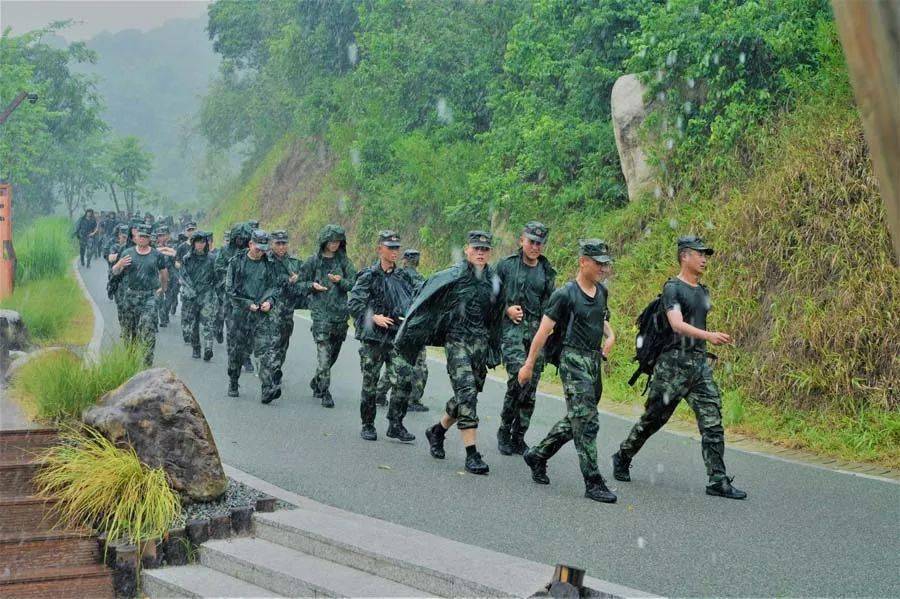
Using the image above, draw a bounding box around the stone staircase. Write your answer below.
[144,501,653,598]
[0,428,115,598]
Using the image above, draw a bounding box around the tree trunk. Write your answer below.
[108,182,120,213]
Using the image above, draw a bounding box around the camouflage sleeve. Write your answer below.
[226,258,253,311]
[338,258,357,292]
[347,268,372,320]
[296,255,317,293]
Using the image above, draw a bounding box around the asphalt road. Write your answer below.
[80,263,900,597]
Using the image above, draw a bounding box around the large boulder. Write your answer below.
[0,309,31,351]
[83,368,227,502]
[611,74,656,202]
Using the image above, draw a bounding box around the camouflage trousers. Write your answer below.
[78,238,93,267]
[212,288,227,342]
[227,309,280,401]
[499,318,545,439]
[273,309,295,386]
[376,347,428,405]
[181,292,218,352]
[618,350,727,481]
[444,338,488,430]
[532,347,602,481]
[119,289,159,366]
[359,341,413,425]
[310,324,347,399]
[158,280,178,326]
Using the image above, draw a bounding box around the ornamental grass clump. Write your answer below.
[34,426,181,551]
[14,217,74,283]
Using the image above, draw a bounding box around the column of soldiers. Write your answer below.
[94,209,747,504]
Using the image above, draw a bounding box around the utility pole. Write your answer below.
[0,91,38,299]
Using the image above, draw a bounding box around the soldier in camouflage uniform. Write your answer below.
[519,240,617,503]
[268,230,304,386]
[299,224,356,408]
[211,229,230,344]
[225,229,281,404]
[612,236,746,500]
[74,208,99,267]
[153,226,177,327]
[348,231,417,443]
[217,223,255,372]
[397,231,502,475]
[180,230,218,361]
[110,224,171,366]
[105,224,131,327]
[375,248,429,411]
[495,221,556,456]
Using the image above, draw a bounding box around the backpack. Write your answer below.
[627,287,672,392]
[544,282,579,368]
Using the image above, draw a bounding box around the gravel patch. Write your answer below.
[174,478,292,527]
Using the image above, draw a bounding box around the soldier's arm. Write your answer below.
[346,270,371,320]
[159,268,169,293]
[518,315,557,384]
[666,309,731,345]
[337,259,357,292]
[296,256,317,292]
[225,260,254,310]
[602,319,615,357]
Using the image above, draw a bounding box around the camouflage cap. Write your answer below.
[184,221,198,230]
[523,221,549,243]
[247,220,260,229]
[250,229,270,250]
[116,224,130,234]
[677,235,714,255]
[378,230,402,248]
[579,238,613,263]
[403,248,420,259]
[467,230,493,249]
[271,230,289,243]
[154,225,170,235]
[190,229,208,242]
[136,224,152,237]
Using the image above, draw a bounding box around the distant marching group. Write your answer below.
[73,207,747,504]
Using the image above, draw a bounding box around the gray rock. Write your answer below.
[5,346,76,384]
[611,74,656,202]
[83,368,227,501]
[0,309,31,351]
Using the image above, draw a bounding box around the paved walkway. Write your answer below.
[79,263,900,597]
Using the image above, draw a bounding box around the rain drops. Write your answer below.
[739,52,746,65]
[656,463,665,474]
[687,77,695,89]
[337,195,349,214]
[654,186,663,199]
[668,218,678,230]
[451,246,463,263]
[666,50,677,67]
[347,42,358,66]
[683,101,693,114]
[491,274,501,296]
[662,392,671,405]
[436,97,453,124]
[666,138,675,150]
[349,148,361,168]
[636,335,644,349]
[637,537,647,549]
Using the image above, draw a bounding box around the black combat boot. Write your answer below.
[464,450,490,475]
[360,424,377,441]
[497,426,514,456]
[227,379,239,397]
[375,394,388,407]
[243,357,254,373]
[386,422,415,443]
[215,330,224,344]
[706,477,747,500]
[523,448,550,484]
[425,424,446,459]
[510,433,529,455]
[612,451,631,482]
[192,346,201,359]
[203,348,213,362]
[321,392,334,408]
[584,474,617,503]
[261,386,281,405]
[160,320,168,328]
[407,401,429,412]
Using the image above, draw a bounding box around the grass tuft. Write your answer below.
[14,217,75,284]
[34,426,180,548]
[11,343,144,422]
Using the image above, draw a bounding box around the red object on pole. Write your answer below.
[0,184,15,300]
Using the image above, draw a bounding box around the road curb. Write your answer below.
[72,258,103,363]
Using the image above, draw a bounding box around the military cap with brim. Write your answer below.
[251,229,270,250]
[271,230,289,243]
[136,224,152,237]
[523,221,549,243]
[579,238,613,263]
[154,225,170,235]
[185,222,198,230]
[116,224,130,234]
[467,230,493,249]
[378,230,402,248]
[677,235,714,255]
[403,249,420,259]
[190,230,209,242]
[248,220,260,229]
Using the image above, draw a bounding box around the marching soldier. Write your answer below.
[269,230,303,387]
[180,230,218,361]
[612,236,746,500]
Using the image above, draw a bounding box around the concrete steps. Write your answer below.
[142,564,282,599]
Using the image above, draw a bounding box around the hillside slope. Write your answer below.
[210,88,899,467]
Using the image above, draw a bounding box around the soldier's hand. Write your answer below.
[312,282,328,292]
[108,253,118,263]
[113,255,132,272]
[517,363,533,386]
[602,339,614,358]
[289,273,299,284]
[327,273,342,283]
[249,303,259,312]
[155,287,164,297]
[260,301,272,312]
[159,247,176,257]
[175,261,182,269]
[506,305,524,324]
[372,314,395,328]
[707,331,732,345]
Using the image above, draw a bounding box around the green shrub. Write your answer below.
[12,343,144,421]
[35,426,180,550]
[0,276,83,342]
[14,217,75,283]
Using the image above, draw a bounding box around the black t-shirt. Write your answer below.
[121,247,166,291]
[544,282,609,352]
[661,277,710,353]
